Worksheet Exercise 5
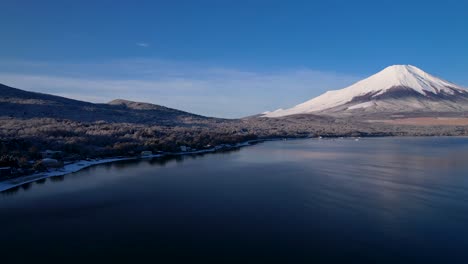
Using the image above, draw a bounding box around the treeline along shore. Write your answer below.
[2,114,468,182]
[1,83,468,183]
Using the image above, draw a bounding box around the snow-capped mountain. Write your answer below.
[263,65,468,117]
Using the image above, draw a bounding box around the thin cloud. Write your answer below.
[136,43,150,48]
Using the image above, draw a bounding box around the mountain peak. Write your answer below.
[354,64,458,95]
[385,64,417,70]
[377,64,434,83]
[108,99,166,110]
[264,65,468,117]
[384,64,415,70]
[381,64,424,78]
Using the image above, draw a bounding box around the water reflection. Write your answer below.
[21,182,32,190]
[0,148,241,196]
[1,186,20,196]
[50,175,65,182]
[36,178,47,184]
[1,137,468,263]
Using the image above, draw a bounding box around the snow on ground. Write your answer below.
[0,157,136,192]
[347,101,375,110]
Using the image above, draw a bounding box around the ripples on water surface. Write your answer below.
[1,137,468,263]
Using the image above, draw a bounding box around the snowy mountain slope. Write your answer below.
[263,65,468,117]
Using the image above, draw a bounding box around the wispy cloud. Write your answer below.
[136,43,150,48]
[0,59,361,118]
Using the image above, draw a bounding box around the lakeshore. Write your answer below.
[3,137,468,263]
[0,139,263,192]
[3,135,462,193]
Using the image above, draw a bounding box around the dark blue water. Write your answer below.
[2,137,468,263]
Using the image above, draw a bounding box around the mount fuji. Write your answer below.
[263,65,468,117]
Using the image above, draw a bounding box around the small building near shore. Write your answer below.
[41,150,63,159]
[180,146,188,152]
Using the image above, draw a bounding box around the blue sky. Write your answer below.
[1,0,467,117]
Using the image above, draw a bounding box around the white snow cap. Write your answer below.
[264,65,466,117]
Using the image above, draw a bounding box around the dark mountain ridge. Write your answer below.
[0,83,214,125]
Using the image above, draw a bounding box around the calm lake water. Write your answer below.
[2,137,468,263]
